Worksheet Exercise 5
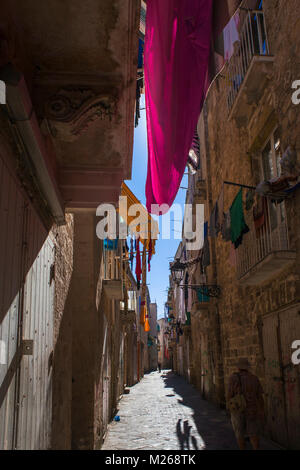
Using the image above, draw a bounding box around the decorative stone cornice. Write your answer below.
[45,88,117,141]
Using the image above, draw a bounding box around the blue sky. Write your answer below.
[125,96,188,319]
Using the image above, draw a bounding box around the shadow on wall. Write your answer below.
[0,203,48,327]
[52,213,107,450]
[161,371,238,450]
[53,213,124,450]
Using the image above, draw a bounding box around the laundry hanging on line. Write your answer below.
[253,196,268,233]
[202,221,210,268]
[147,238,152,272]
[144,0,213,213]
[230,188,249,249]
[256,174,299,201]
[209,201,220,237]
[223,11,240,61]
[104,238,118,250]
[123,241,129,259]
[130,237,134,270]
[245,190,255,211]
[135,237,142,290]
[220,211,231,242]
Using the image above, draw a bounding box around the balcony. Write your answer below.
[227,10,274,126]
[236,219,296,286]
[103,244,123,300]
[120,290,137,323]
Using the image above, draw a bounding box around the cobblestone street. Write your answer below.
[102,370,281,451]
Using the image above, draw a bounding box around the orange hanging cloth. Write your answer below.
[144,305,150,332]
[140,302,146,326]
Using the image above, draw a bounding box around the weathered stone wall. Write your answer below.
[157,319,171,370]
[188,0,300,445]
[51,214,74,449]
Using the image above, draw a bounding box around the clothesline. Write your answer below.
[224,179,299,198]
[223,180,256,190]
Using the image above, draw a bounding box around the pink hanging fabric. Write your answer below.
[144,0,213,214]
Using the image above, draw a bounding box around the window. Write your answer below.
[262,128,282,180]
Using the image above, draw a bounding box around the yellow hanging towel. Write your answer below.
[140,302,146,326]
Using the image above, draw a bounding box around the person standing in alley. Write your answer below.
[228,358,265,450]
[157,361,161,373]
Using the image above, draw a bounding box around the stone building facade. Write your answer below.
[0,0,142,450]
[147,303,158,372]
[157,318,172,370]
[169,0,300,449]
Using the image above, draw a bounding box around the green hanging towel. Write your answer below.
[230,188,249,249]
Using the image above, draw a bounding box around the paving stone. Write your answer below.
[102,370,281,451]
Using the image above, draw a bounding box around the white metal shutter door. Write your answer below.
[102,337,111,432]
[262,314,288,447]
[279,305,300,449]
[0,154,25,450]
[16,229,54,450]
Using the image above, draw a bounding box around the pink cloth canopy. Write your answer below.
[144,0,213,214]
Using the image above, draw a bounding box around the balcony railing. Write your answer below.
[103,244,121,280]
[227,10,270,113]
[103,242,123,300]
[236,211,295,284]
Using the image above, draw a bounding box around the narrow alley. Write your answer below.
[102,371,280,451]
[0,0,299,453]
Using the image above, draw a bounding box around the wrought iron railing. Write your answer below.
[236,209,290,280]
[227,10,270,112]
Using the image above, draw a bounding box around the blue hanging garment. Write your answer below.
[104,238,118,250]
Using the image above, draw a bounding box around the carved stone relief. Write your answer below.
[45,87,117,141]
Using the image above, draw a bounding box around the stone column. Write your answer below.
[69,211,103,450]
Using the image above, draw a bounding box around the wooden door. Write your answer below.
[279,306,300,449]
[262,313,288,447]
